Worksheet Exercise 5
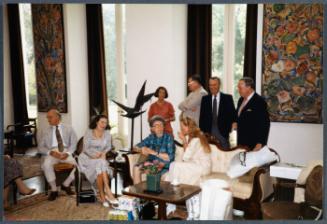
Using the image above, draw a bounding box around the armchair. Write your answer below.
[261,163,323,220]
[4,118,38,156]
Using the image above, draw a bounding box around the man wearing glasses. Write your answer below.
[178,75,208,126]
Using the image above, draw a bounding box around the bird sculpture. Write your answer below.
[112,81,154,149]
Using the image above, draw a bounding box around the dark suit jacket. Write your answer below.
[199,92,237,140]
[236,92,270,150]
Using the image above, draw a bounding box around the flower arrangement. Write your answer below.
[142,160,165,175]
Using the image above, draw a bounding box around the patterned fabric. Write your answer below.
[4,157,23,187]
[136,133,175,173]
[78,129,112,184]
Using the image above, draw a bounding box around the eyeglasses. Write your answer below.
[239,152,246,166]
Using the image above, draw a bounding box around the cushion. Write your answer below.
[201,172,253,200]
[54,163,75,172]
[227,146,278,179]
[305,166,323,208]
[210,145,245,173]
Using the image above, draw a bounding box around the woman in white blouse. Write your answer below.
[166,114,211,185]
[78,115,118,207]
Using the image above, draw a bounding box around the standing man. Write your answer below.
[236,77,270,151]
[199,77,237,149]
[38,109,78,201]
[178,75,207,125]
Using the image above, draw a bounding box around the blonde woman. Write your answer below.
[166,114,211,185]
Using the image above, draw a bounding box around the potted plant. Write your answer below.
[143,160,164,193]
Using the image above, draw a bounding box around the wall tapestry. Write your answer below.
[32,4,67,113]
[262,4,323,123]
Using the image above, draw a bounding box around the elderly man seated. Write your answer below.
[38,109,77,201]
[132,115,175,184]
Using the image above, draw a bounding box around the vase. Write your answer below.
[146,174,161,192]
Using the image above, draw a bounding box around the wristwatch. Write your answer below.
[157,151,160,156]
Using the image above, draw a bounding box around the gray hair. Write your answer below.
[240,77,255,89]
[149,115,165,127]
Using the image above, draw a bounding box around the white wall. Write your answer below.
[256,5,323,166]
[3,5,14,129]
[38,4,89,139]
[125,4,187,145]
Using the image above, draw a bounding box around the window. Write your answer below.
[19,4,37,118]
[102,4,127,138]
[212,4,247,103]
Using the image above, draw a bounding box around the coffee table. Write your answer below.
[122,181,201,220]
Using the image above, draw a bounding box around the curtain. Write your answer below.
[7,4,29,125]
[243,4,258,89]
[187,5,212,91]
[86,4,108,120]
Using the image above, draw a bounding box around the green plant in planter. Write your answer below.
[143,160,164,192]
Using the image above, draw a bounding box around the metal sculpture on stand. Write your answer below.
[112,81,154,150]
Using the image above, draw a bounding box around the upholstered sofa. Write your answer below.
[124,141,279,219]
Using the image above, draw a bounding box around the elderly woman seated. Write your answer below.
[132,115,175,184]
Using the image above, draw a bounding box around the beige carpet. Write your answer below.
[4,193,110,221]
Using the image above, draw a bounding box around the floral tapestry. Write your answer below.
[32,4,67,112]
[262,4,323,123]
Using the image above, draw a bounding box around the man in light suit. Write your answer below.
[38,109,77,201]
[236,77,270,151]
[178,75,208,125]
[199,77,237,149]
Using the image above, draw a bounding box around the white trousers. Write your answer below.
[41,154,76,183]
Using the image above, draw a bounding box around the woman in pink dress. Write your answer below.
[148,86,175,136]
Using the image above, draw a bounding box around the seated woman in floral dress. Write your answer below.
[78,115,118,207]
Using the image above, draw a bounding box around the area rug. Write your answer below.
[4,192,188,221]
[4,193,110,221]
[15,155,42,179]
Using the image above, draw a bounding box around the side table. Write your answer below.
[109,157,128,197]
[270,163,303,201]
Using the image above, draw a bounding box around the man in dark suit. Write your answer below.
[199,77,237,149]
[236,77,270,151]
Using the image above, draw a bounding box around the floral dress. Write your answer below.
[78,129,112,184]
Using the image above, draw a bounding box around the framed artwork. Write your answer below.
[262,4,323,123]
[32,4,68,113]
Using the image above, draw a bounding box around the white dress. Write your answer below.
[78,129,112,184]
[166,137,211,185]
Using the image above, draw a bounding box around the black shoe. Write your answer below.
[61,184,75,195]
[48,191,58,201]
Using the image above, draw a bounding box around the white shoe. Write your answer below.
[105,195,119,206]
[102,201,110,207]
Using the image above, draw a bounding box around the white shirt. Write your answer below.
[242,91,255,107]
[238,91,255,116]
[211,92,221,117]
[51,123,67,148]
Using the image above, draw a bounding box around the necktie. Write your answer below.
[212,96,218,123]
[55,126,64,152]
[238,98,247,117]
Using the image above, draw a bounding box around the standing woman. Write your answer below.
[78,115,118,207]
[148,86,175,136]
